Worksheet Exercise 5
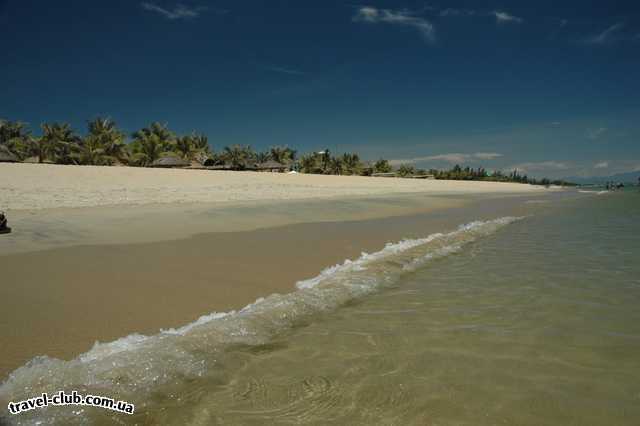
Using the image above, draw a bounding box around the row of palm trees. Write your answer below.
[0,119,215,167]
[0,118,378,173]
[1,118,573,185]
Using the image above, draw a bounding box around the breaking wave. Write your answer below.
[0,216,523,425]
[578,190,609,195]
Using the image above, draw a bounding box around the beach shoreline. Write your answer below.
[0,189,557,379]
[1,162,549,211]
[0,163,562,380]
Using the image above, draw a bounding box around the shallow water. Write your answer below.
[2,189,639,425]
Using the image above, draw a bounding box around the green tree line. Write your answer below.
[0,118,573,186]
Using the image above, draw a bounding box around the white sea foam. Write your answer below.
[160,311,232,335]
[578,190,609,195]
[0,216,523,425]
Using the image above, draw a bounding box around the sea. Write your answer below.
[1,188,639,425]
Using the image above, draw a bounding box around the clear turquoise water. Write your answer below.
[2,190,640,425]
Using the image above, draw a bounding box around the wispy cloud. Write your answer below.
[263,65,305,76]
[585,22,625,44]
[439,8,476,17]
[492,11,523,24]
[507,161,570,173]
[439,8,522,24]
[389,152,502,166]
[586,127,608,140]
[353,6,435,43]
[141,2,205,20]
[594,161,609,169]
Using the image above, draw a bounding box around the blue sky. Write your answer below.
[1,1,639,178]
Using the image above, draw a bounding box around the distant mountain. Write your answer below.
[564,170,640,185]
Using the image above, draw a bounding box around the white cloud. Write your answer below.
[594,161,609,169]
[354,6,379,22]
[389,152,502,166]
[353,6,435,43]
[474,152,504,160]
[492,11,523,24]
[587,127,608,140]
[141,2,204,20]
[585,22,625,44]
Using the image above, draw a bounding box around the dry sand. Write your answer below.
[1,163,546,211]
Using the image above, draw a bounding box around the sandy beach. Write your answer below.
[0,163,556,378]
[1,163,546,211]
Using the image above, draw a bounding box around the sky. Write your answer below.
[1,0,639,178]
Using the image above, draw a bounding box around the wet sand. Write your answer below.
[0,193,553,379]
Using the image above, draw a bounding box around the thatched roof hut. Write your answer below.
[183,160,207,169]
[206,164,233,170]
[254,160,289,172]
[150,157,191,168]
[0,146,19,163]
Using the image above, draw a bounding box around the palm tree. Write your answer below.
[77,136,110,165]
[255,151,270,163]
[320,149,331,173]
[131,122,174,151]
[174,135,196,160]
[0,119,31,160]
[269,146,297,164]
[38,122,81,164]
[299,154,319,173]
[172,132,212,162]
[222,145,255,170]
[191,133,210,154]
[327,156,345,175]
[341,153,361,175]
[397,164,416,177]
[130,133,169,166]
[86,117,126,162]
[373,158,392,174]
[130,123,175,166]
[132,122,174,143]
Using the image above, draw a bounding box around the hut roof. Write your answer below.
[183,160,206,169]
[150,157,191,168]
[0,146,18,163]
[255,160,288,170]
